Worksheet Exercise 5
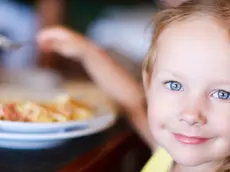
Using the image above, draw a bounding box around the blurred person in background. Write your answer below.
[0,0,38,69]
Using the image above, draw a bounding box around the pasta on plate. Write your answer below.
[0,95,94,123]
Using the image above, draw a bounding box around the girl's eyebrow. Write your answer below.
[211,80,230,86]
[155,70,184,80]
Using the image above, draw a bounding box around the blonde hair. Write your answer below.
[142,0,230,171]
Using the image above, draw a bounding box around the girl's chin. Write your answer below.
[171,151,211,167]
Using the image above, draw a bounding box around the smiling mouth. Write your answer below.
[172,133,210,145]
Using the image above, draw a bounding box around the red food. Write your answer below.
[2,104,30,122]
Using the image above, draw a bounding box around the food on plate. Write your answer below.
[0,95,94,122]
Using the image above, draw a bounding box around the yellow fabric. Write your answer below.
[141,147,173,172]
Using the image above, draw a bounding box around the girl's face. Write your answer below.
[147,18,230,166]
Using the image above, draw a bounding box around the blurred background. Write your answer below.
[0,0,158,90]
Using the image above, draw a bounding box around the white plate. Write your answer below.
[0,113,116,149]
[0,110,113,134]
[0,88,113,133]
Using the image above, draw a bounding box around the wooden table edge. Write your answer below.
[58,129,134,172]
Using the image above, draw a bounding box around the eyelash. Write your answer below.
[163,81,230,100]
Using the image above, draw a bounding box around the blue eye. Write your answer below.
[165,81,183,91]
[212,90,230,100]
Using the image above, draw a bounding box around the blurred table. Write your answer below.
[0,119,149,172]
[0,80,150,172]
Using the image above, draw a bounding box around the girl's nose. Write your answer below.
[179,109,207,126]
[178,97,207,126]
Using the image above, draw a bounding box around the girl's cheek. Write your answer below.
[147,83,167,130]
[148,101,163,131]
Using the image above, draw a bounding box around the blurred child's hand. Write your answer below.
[37,26,89,60]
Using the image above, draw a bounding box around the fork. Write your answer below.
[0,35,30,51]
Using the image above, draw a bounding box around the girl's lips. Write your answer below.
[173,133,209,144]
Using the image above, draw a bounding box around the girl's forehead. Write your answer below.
[156,18,229,57]
[154,18,230,81]
[158,17,228,45]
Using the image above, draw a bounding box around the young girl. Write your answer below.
[142,0,230,171]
